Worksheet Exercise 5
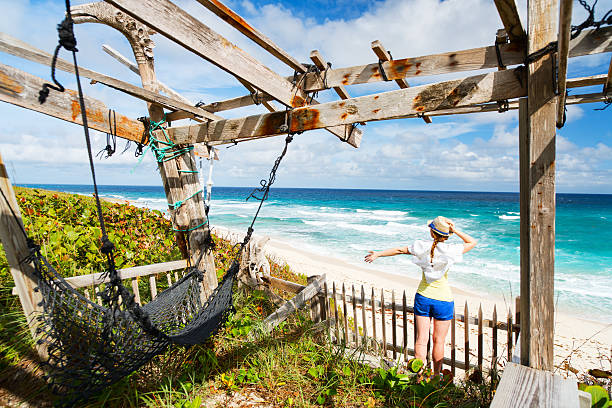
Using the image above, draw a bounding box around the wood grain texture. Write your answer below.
[262,274,326,333]
[605,57,612,94]
[0,32,220,121]
[196,0,306,73]
[490,363,578,408]
[0,62,145,142]
[556,0,573,127]
[300,27,611,92]
[520,0,558,370]
[168,67,527,144]
[494,0,527,46]
[105,0,307,108]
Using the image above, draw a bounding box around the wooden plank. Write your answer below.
[167,271,173,286]
[451,311,456,376]
[605,57,612,95]
[391,290,397,359]
[361,285,367,346]
[262,274,326,333]
[105,0,307,108]
[168,67,527,144]
[515,296,520,342]
[0,32,220,121]
[520,0,558,371]
[556,0,573,127]
[402,291,408,361]
[308,275,322,323]
[478,304,483,372]
[508,310,513,362]
[333,282,340,343]
[567,74,607,88]
[63,259,188,289]
[264,275,305,294]
[490,363,578,408]
[101,44,194,105]
[149,275,158,299]
[371,287,377,352]
[381,289,387,355]
[342,283,349,344]
[196,0,306,73]
[352,285,358,345]
[0,153,45,356]
[300,27,612,92]
[131,278,141,305]
[0,62,144,143]
[464,302,470,370]
[310,50,351,100]
[492,305,498,368]
[321,280,328,323]
[494,0,527,46]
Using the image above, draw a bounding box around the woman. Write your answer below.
[364,216,477,376]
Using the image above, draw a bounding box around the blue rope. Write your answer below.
[170,189,203,210]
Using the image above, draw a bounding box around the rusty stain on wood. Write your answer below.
[0,71,24,94]
[292,108,320,132]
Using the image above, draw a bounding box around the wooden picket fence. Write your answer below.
[310,280,520,375]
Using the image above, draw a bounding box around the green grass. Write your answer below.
[0,188,500,407]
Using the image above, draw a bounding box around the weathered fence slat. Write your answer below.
[333,282,339,342]
[464,302,470,369]
[492,305,498,368]
[507,309,513,362]
[391,290,397,359]
[342,284,349,344]
[352,285,359,345]
[451,311,456,376]
[514,296,520,343]
[478,304,483,371]
[402,290,408,361]
[131,278,141,305]
[381,289,387,355]
[361,285,367,346]
[371,287,377,352]
[166,273,172,287]
[150,275,158,299]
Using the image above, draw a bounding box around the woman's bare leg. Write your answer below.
[414,315,431,363]
[432,319,451,375]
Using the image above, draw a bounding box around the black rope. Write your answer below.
[97,110,117,159]
[378,59,390,82]
[250,89,263,105]
[594,96,612,110]
[572,0,612,39]
[135,116,150,157]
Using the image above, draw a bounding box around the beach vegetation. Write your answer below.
[1,188,505,406]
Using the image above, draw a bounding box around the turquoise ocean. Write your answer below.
[22,184,612,323]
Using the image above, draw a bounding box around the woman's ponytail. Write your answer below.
[430,233,448,262]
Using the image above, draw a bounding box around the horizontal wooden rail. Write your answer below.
[12,259,189,294]
[263,275,306,294]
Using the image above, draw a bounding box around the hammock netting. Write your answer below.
[29,246,237,405]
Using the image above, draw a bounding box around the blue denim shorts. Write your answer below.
[414,293,454,321]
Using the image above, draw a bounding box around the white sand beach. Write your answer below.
[214,226,611,378]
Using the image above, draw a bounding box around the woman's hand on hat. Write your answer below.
[364,251,378,263]
[448,222,456,233]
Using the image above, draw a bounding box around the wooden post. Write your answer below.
[308,276,322,324]
[478,304,483,372]
[519,0,558,371]
[381,289,387,355]
[342,284,349,344]
[556,0,573,128]
[0,153,45,356]
[464,302,470,370]
[451,311,456,376]
[402,291,408,361]
[493,305,498,369]
[371,287,377,352]
[73,2,218,298]
[391,290,397,360]
[508,309,514,363]
[352,285,358,345]
[361,285,368,346]
[515,296,520,342]
[333,282,339,343]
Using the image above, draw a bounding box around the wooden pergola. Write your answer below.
[0,0,611,373]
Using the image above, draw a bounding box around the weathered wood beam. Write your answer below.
[0,32,220,121]
[0,62,144,142]
[310,50,350,99]
[566,73,607,88]
[261,274,326,334]
[494,0,527,47]
[167,67,527,144]
[371,40,432,124]
[605,57,612,95]
[0,153,45,358]
[520,0,558,372]
[195,0,307,73]
[105,0,308,108]
[556,0,573,128]
[102,44,193,105]
[301,27,612,92]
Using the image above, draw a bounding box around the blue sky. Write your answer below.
[0,0,611,193]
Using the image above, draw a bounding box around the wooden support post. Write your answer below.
[0,153,45,356]
[72,2,219,297]
[371,287,377,351]
[391,290,397,359]
[333,282,339,343]
[519,0,558,372]
[478,304,483,372]
[556,0,573,128]
[402,291,408,361]
[361,285,368,346]
[308,275,322,324]
[515,296,521,342]
[492,305,498,369]
[451,311,456,376]
[352,285,359,345]
[464,302,470,370]
[342,284,349,344]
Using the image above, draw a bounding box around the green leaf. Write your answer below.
[584,385,610,408]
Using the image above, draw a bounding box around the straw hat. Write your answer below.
[428,216,453,237]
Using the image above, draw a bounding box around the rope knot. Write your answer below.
[57,17,78,52]
[101,237,115,255]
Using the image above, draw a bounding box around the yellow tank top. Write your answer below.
[417,270,453,301]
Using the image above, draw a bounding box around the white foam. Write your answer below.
[302,220,329,226]
[499,215,520,220]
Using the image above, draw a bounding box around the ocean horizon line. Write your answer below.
[16,183,612,197]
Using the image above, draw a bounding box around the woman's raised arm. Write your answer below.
[364,247,410,263]
[449,223,477,253]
